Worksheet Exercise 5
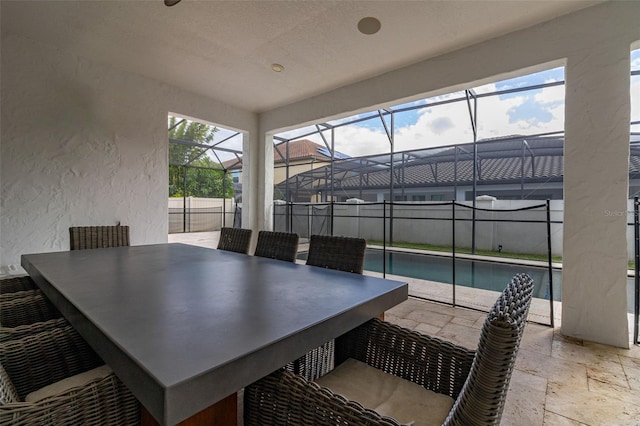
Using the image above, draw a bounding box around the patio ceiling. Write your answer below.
[1,0,601,113]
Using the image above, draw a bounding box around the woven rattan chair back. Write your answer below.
[0,326,140,424]
[0,326,103,400]
[217,227,253,254]
[0,289,40,303]
[306,235,367,274]
[0,293,61,328]
[0,317,68,343]
[443,272,534,425]
[254,231,299,262]
[0,276,37,295]
[69,225,130,250]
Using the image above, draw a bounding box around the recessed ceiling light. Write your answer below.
[164,0,182,6]
[358,17,381,35]
[271,63,285,73]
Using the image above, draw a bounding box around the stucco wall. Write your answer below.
[0,34,256,272]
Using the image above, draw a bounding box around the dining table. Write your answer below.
[21,242,408,425]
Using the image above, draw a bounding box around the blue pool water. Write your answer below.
[363,249,561,301]
[299,249,636,312]
[299,249,561,301]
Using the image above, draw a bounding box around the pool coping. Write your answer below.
[365,244,564,269]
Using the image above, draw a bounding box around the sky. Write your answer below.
[197,49,640,162]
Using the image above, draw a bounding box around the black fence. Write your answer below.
[275,200,561,327]
[634,197,639,344]
[168,206,225,233]
[169,203,243,233]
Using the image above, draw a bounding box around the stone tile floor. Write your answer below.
[386,298,640,426]
[170,232,640,425]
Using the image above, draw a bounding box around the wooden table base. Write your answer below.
[141,392,237,426]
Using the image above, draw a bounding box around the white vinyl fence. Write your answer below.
[169,197,236,233]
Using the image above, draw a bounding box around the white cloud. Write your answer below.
[276,125,319,141]
[333,126,391,157]
[533,84,564,105]
[631,49,640,70]
[288,82,566,158]
[274,68,578,158]
[395,101,476,151]
[632,77,640,123]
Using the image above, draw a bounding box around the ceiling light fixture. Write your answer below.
[164,0,182,7]
[271,63,285,73]
[358,17,381,35]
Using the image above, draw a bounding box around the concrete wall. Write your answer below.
[338,199,564,257]
[0,33,257,273]
[282,197,640,264]
[281,199,564,257]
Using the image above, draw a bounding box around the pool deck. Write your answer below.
[169,231,640,426]
[367,243,564,270]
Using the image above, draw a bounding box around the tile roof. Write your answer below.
[273,139,333,163]
[276,135,576,192]
[222,139,343,170]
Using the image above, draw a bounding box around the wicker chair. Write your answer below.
[69,225,130,250]
[254,231,299,262]
[245,273,534,426]
[0,326,140,425]
[0,318,68,343]
[0,289,40,303]
[306,234,367,274]
[217,227,253,254]
[0,276,37,295]
[0,293,61,328]
[288,235,368,381]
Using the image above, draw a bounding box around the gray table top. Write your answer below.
[22,243,408,425]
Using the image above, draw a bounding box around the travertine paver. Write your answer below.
[386,297,640,426]
[502,369,547,426]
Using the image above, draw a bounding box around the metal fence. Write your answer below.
[633,197,639,344]
[275,199,559,326]
[168,198,237,233]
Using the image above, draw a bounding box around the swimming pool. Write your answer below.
[363,249,561,301]
[299,248,560,300]
[299,248,636,312]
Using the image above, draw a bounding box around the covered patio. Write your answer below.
[2,1,640,424]
[167,231,640,424]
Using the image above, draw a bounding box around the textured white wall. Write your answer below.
[0,34,256,272]
[259,2,640,347]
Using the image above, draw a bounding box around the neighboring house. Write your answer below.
[276,134,640,202]
[222,139,350,201]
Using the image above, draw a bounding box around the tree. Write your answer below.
[168,116,234,198]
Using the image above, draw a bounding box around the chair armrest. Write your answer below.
[0,326,102,400]
[336,318,475,399]
[0,289,40,302]
[0,373,140,425]
[0,318,68,343]
[0,293,61,328]
[0,276,37,294]
[245,368,402,426]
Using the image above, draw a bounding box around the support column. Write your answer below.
[241,131,254,233]
[562,44,631,347]
[241,128,273,252]
[260,135,275,231]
